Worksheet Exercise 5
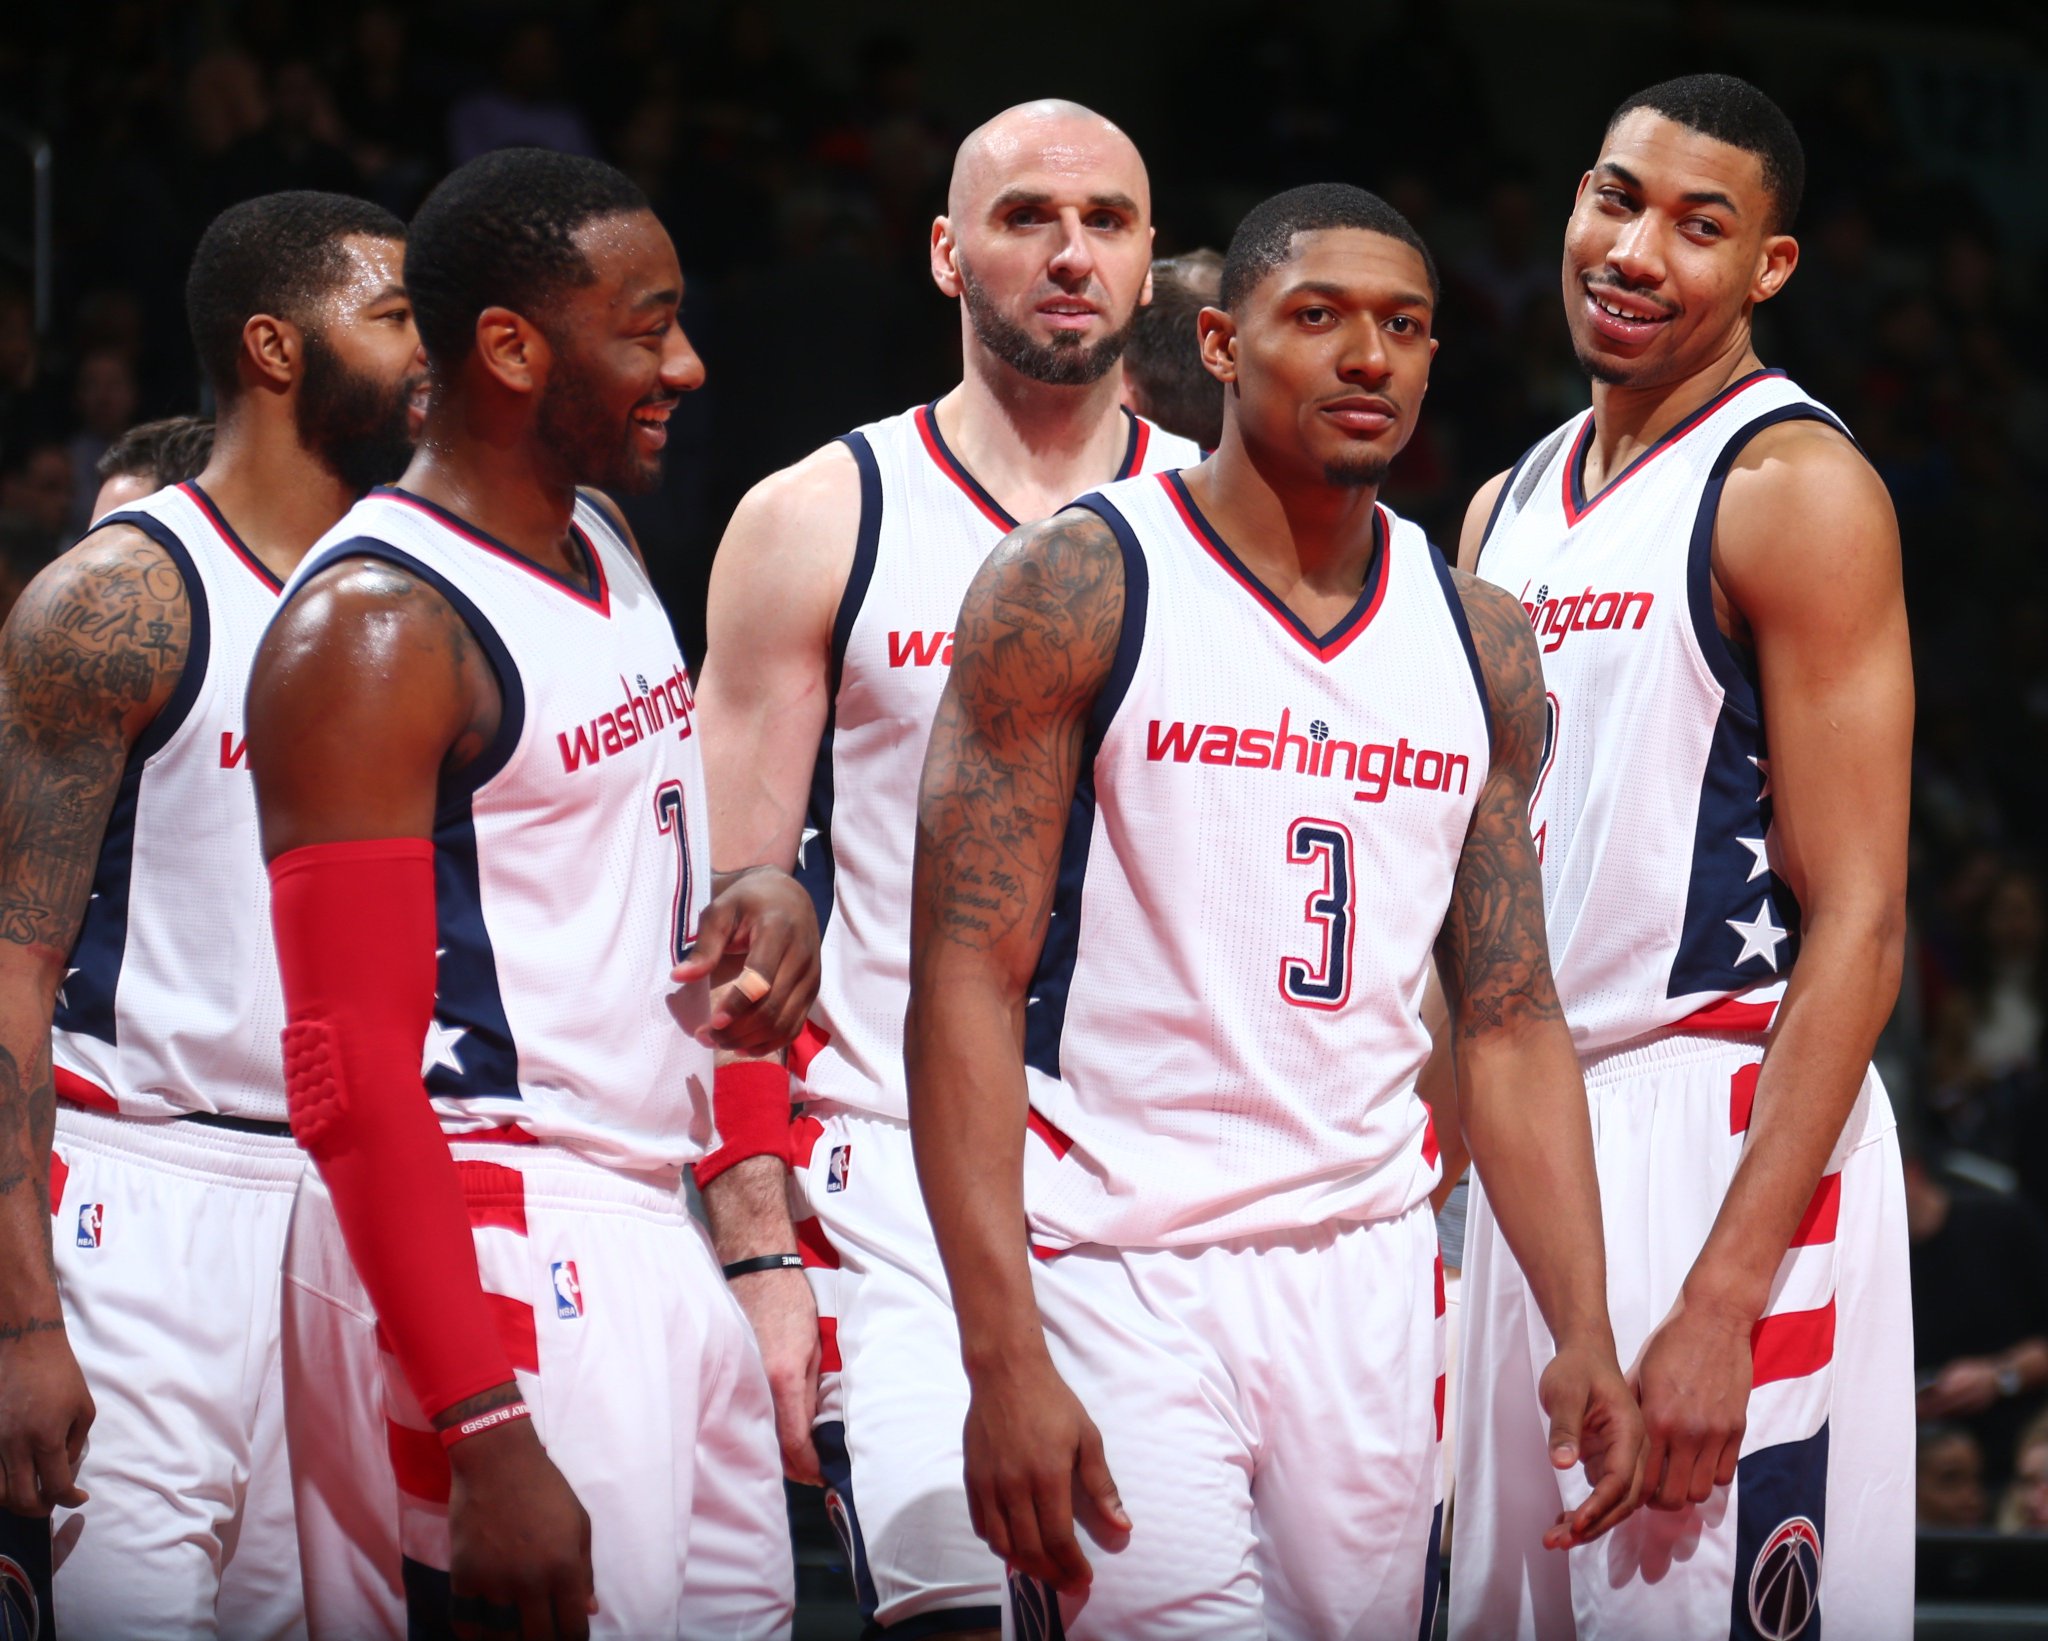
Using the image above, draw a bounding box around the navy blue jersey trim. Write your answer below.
[53,513,213,1046]
[796,432,884,933]
[1730,1422,1828,1641]
[920,400,1019,530]
[1568,367,1785,518]
[1416,1501,1445,1641]
[1114,406,1142,479]
[814,1421,883,1627]
[1023,493,1147,1080]
[373,485,605,607]
[1684,404,1846,719]
[183,480,283,590]
[1473,437,1545,573]
[1428,542,1494,756]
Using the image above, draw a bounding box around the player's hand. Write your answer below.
[729,1265,823,1484]
[1917,1357,2003,1419]
[676,867,819,1055]
[963,1349,1129,1594]
[1632,1289,1752,1512]
[1536,1331,1645,1548]
[0,1323,94,1515]
[445,1416,596,1640]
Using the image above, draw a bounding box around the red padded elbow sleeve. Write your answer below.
[270,838,516,1421]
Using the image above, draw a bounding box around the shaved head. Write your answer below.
[947,99,1149,221]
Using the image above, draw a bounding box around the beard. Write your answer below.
[1573,340,1635,386]
[296,330,422,494]
[959,258,1132,387]
[1323,452,1391,488]
[534,342,673,496]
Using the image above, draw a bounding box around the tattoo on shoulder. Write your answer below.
[914,508,1124,953]
[327,558,501,772]
[1437,570,1564,1037]
[0,529,191,955]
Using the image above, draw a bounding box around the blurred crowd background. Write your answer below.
[0,0,2042,1569]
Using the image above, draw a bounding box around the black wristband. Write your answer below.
[721,1253,804,1280]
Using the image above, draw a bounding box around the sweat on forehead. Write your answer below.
[947,99,1148,218]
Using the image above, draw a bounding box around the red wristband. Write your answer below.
[437,1400,532,1449]
[693,1061,794,1186]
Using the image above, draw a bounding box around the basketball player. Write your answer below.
[1447,76,1914,1640]
[0,190,422,1637]
[694,100,1200,1636]
[90,414,217,524]
[1121,249,1224,449]
[247,148,810,1638]
[907,183,1644,1640]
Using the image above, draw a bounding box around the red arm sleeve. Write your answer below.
[270,838,516,1421]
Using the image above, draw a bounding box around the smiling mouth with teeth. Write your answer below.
[1591,290,1674,324]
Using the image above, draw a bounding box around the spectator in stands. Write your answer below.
[66,348,142,536]
[1917,1422,1990,1528]
[1997,1409,2048,1533]
[0,440,74,560]
[89,415,216,522]
[1122,250,1224,450]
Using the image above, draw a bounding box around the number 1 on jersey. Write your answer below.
[654,780,695,962]
[1280,817,1356,1010]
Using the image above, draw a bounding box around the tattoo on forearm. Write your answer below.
[913,509,1124,954]
[0,1043,58,1282]
[1436,573,1565,1038]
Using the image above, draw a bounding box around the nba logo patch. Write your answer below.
[74,1204,103,1248]
[551,1260,583,1320]
[827,1144,851,1194]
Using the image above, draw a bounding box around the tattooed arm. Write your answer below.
[906,506,1131,1594]
[1441,571,1643,1547]
[0,526,191,1513]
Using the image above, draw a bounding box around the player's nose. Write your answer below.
[1607,215,1666,286]
[1047,208,1096,284]
[663,324,707,392]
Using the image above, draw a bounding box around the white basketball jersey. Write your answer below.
[283,488,714,1173]
[52,482,289,1120]
[1022,471,1491,1251]
[1477,368,1846,1057]
[797,403,1201,1121]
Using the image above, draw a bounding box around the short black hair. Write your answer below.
[185,191,406,402]
[404,148,651,374]
[1606,74,1805,233]
[1221,183,1439,314]
[1124,251,1224,450]
[96,415,216,486]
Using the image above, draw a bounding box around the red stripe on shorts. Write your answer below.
[788,1114,825,1170]
[796,1215,839,1270]
[1729,1062,1762,1135]
[818,1315,842,1373]
[789,1022,830,1081]
[1434,1373,1447,1442]
[1026,1108,1073,1159]
[1676,995,1779,1034]
[387,1418,451,1503]
[1789,1173,1842,1247]
[53,1067,119,1113]
[1435,1251,1446,1318]
[48,1154,67,1216]
[455,1160,528,1235]
[1751,1298,1836,1386]
[1421,1111,1440,1169]
[488,1292,539,1374]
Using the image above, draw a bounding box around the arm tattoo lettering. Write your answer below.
[914,509,1124,955]
[1435,572,1566,1038]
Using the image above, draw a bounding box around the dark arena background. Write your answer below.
[0,2,2043,1636]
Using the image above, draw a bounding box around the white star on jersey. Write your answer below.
[57,967,79,1008]
[1727,899,1788,970]
[1749,754,1772,802]
[797,827,818,868]
[422,1019,467,1077]
[1736,836,1772,882]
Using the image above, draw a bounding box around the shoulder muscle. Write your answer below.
[1457,468,1512,574]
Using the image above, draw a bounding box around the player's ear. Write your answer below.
[1197,306,1237,386]
[930,217,961,298]
[1752,232,1798,306]
[474,306,543,396]
[240,314,298,396]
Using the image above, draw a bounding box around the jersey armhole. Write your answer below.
[95,511,213,764]
[1471,427,1562,576]
[1427,543,1495,756]
[1069,492,1149,750]
[288,539,528,799]
[1685,406,1851,720]
[826,431,884,699]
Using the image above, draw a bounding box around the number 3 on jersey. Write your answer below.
[654,780,695,962]
[1280,818,1356,1010]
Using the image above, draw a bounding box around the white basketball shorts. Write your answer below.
[1450,1033,1913,1641]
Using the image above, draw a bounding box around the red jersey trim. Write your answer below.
[1561,368,1786,526]
[915,404,1016,531]
[1118,409,1148,478]
[1161,471,1392,663]
[181,481,283,593]
[375,487,611,617]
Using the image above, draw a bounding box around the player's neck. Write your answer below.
[1584,335,1765,495]
[939,353,1131,523]
[1187,429,1381,601]
[398,422,582,577]
[194,415,360,583]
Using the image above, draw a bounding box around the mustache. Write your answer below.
[1583,272,1679,317]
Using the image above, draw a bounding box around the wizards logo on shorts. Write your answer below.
[1747,1515,1821,1640]
[75,1203,103,1248]
[0,1554,39,1641]
[551,1260,583,1320]
[827,1144,852,1194]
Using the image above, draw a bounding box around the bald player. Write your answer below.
[695,100,1201,1636]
